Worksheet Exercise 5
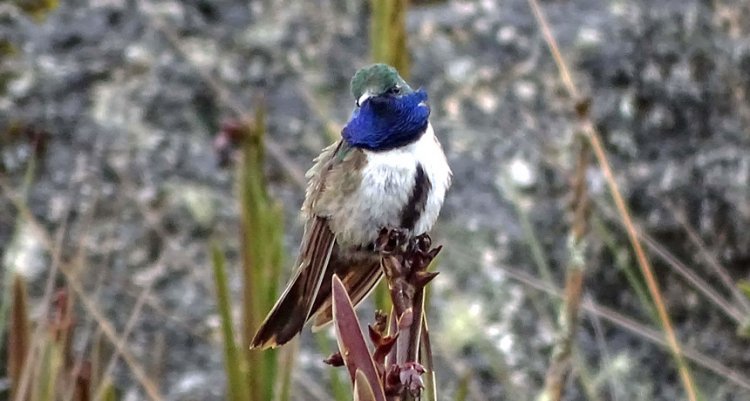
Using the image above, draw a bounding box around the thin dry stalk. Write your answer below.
[580,302,750,392]
[526,1,699,399]
[8,275,30,401]
[666,201,750,314]
[541,134,591,400]
[596,201,743,323]
[10,192,71,401]
[419,316,437,401]
[51,185,114,401]
[62,269,164,401]
[0,181,164,401]
[63,267,108,401]
[640,229,742,322]
[499,265,750,392]
[586,301,620,401]
[91,282,153,401]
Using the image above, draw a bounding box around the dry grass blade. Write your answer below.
[541,133,591,401]
[639,228,742,322]
[91,269,154,400]
[0,178,164,401]
[587,303,621,401]
[0,187,164,400]
[8,275,31,401]
[419,316,437,401]
[666,202,750,314]
[83,219,158,400]
[583,302,750,393]
[596,202,744,323]
[585,122,699,400]
[58,262,107,401]
[3,181,73,401]
[526,0,699,399]
[62,272,164,401]
[63,268,108,401]
[500,265,750,392]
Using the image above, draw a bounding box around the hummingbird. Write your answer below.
[250,63,451,349]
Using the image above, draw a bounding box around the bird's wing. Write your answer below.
[301,139,360,218]
[251,139,363,349]
[309,251,382,330]
[249,215,336,349]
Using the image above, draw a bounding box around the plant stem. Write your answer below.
[541,135,591,401]
[526,0,700,399]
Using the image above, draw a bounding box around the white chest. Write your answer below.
[333,123,452,245]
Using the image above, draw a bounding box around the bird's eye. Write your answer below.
[388,86,402,95]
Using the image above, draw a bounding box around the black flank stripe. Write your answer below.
[400,163,432,230]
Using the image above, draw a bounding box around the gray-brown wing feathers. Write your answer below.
[251,139,368,349]
[310,252,382,329]
[250,216,336,349]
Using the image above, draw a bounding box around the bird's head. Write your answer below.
[343,64,429,151]
[350,63,413,107]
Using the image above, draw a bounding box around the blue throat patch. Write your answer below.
[342,89,430,152]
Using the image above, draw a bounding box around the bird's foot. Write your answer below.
[375,227,409,254]
[409,233,432,254]
[377,230,441,283]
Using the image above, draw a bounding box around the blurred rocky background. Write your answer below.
[1,0,749,400]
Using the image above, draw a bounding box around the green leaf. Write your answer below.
[738,280,750,301]
[15,0,59,21]
[211,244,250,401]
[236,106,285,400]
